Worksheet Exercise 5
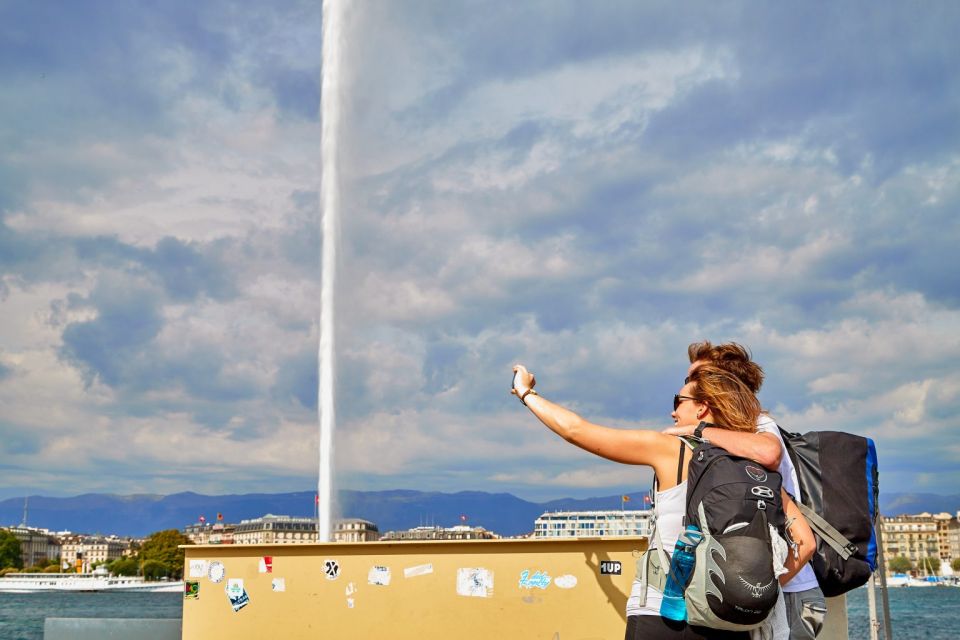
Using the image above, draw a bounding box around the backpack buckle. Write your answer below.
[751,486,775,499]
[757,500,766,511]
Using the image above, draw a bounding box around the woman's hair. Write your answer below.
[687,340,764,394]
[687,362,760,433]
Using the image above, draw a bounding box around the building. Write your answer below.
[948,514,960,568]
[380,525,499,541]
[933,512,956,564]
[533,510,654,539]
[3,526,61,569]
[59,535,130,573]
[232,515,318,545]
[333,519,380,542]
[880,513,944,572]
[184,520,236,545]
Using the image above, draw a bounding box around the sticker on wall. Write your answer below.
[368,565,391,586]
[323,558,341,581]
[226,578,244,598]
[208,561,226,583]
[404,563,433,578]
[259,556,273,573]
[554,574,578,589]
[228,588,250,612]
[457,567,494,598]
[271,578,286,592]
[226,578,249,612]
[188,560,208,579]
[518,569,552,590]
[345,582,357,609]
[184,581,200,599]
[599,560,622,575]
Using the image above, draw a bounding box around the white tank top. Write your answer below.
[626,479,688,617]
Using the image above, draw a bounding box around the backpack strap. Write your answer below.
[676,441,687,484]
[640,438,694,605]
[794,501,858,560]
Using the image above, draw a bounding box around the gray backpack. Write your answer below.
[639,437,785,631]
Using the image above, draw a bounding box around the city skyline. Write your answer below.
[2,2,959,503]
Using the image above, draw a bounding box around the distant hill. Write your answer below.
[1,490,956,538]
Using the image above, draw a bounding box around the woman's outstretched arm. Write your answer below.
[511,364,677,469]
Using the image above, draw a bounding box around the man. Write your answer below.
[663,341,826,640]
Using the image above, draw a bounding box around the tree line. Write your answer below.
[0,529,191,580]
[886,555,960,575]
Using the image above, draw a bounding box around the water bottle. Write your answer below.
[660,525,702,622]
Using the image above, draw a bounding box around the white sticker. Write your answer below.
[259,556,273,573]
[189,560,209,579]
[457,567,494,598]
[554,574,578,589]
[346,597,355,608]
[272,578,286,592]
[208,561,226,583]
[404,563,433,578]
[345,582,356,596]
[324,558,340,581]
[368,565,391,586]
[226,578,244,599]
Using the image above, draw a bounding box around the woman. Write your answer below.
[510,362,814,640]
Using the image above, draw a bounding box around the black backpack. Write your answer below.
[777,427,879,597]
[682,439,786,630]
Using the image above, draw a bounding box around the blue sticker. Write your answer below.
[518,569,552,589]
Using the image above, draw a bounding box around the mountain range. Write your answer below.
[2,490,957,538]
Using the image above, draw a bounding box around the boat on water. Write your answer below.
[0,572,183,593]
[883,573,955,587]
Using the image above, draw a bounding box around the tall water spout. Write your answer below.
[318,0,344,543]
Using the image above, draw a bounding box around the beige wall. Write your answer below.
[183,537,645,639]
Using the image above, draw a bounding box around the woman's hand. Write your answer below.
[511,364,536,398]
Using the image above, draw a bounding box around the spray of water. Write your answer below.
[318,0,344,543]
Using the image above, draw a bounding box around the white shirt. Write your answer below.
[757,414,819,593]
[626,479,687,617]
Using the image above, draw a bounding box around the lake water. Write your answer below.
[0,591,181,640]
[1,585,958,639]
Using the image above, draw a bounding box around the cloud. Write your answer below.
[1,2,959,505]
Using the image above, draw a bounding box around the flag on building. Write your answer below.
[460,514,468,523]
[199,515,206,523]
[217,513,223,521]
[622,495,631,502]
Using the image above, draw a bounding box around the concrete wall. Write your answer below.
[182,537,645,639]
[182,538,850,639]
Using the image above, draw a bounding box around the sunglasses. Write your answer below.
[673,394,698,411]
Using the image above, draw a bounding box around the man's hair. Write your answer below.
[687,341,764,394]
[687,363,760,433]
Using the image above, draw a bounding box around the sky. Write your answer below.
[1,1,959,505]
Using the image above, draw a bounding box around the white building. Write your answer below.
[4,526,61,569]
[60,535,130,573]
[380,525,499,541]
[333,519,380,542]
[533,510,654,539]
[232,514,318,545]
